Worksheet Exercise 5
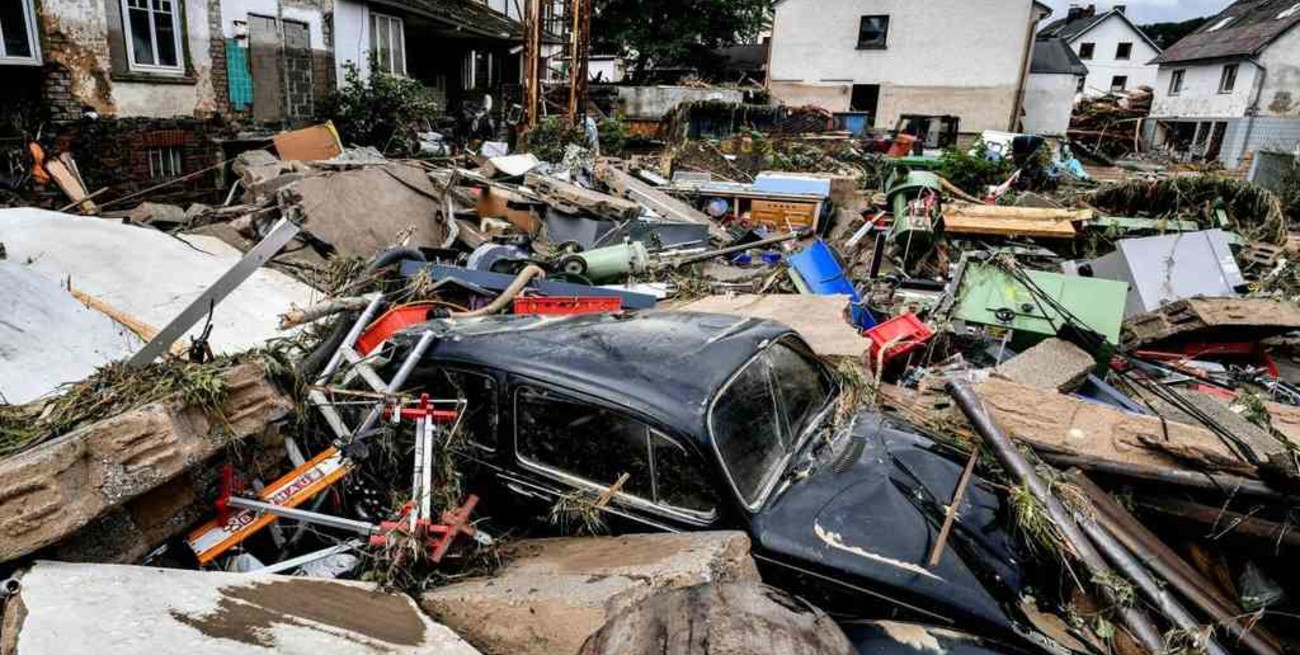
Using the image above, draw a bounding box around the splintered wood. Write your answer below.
[941,203,1092,239]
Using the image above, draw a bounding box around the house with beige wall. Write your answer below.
[765,0,1053,134]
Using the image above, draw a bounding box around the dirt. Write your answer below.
[170,578,427,648]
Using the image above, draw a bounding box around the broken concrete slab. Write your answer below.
[2,561,479,654]
[0,363,292,563]
[972,377,1252,475]
[421,532,759,655]
[0,262,142,404]
[595,163,729,241]
[1123,297,1300,348]
[680,294,865,357]
[994,338,1096,392]
[126,202,187,226]
[579,583,856,655]
[0,209,318,356]
[288,163,449,257]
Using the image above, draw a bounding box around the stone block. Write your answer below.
[994,338,1097,392]
[0,363,292,563]
[421,532,760,655]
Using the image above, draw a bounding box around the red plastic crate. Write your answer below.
[864,313,934,366]
[513,296,622,316]
[356,303,441,356]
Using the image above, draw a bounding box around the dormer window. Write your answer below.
[1207,15,1236,31]
[1279,2,1300,19]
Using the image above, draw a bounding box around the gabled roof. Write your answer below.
[1040,8,1163,53]
[1153,0,1300,64]
[369,0,523,40]
[1031,37,1090,75]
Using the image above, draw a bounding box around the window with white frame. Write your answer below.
[148,147,183,179]
[370,13,406,76]
[0,0,41,64]
[122,0,184,72]
[1278,2,1300,19]
[1169,69,1185,96]
[1219,64,1239,93]
[1206,15,1235,31]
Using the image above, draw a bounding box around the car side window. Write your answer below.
[515,386,654,500]
[711,356,785,507]
[420,369,497,452]
[651,432,717,514]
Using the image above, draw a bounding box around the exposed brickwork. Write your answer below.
[48,116,238,204]
[39,26,85,123]
[208,0,231,115]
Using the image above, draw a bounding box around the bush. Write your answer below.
[1281,160,1300,225]
[937,141,1015,196]
[320,58,439,153]
[518,116,584,162]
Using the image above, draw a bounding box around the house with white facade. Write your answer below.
[1146,0,1300,177]
[766,0,1053,134]
[1038,4,1160,97]
[1023,37,1089,135]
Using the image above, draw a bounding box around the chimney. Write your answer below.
[1086,4,1097,17]
[1114,4,1127,14]
[1067,3,1082,19]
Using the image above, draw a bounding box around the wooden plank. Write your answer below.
[941,214,1077,238]
[595,163,729,241]
[945,203,1094,222]
[680,294,864,357]
[46,159,98,215]
[525,173,641,221]
[272,122,343,161]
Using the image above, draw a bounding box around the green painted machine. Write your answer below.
[557,242,651,283]
[885,170,943,258]
[952,261,1129,344]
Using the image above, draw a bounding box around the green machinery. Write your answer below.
[557,241,651,283]
[952,261,1129,345]
[885,170,943,258]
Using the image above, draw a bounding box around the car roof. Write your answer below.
[390,312,798,441]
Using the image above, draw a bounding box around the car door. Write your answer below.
[504,379,721,534]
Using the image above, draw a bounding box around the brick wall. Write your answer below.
[208,0,231,115]
[49,117,236,205]
[40,27,84,123]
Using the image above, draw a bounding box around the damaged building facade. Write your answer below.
[0,0,526,200]
[1146,0,1300,182]
[765,0,1053,135]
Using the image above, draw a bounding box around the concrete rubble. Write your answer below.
[421,532,760,655]
[1,53,1299,654]
[1,561,480,654]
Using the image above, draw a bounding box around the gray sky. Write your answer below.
[1042,0,1231,23]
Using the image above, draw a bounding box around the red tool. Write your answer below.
[370,495,486,563]
[513,295,622,316]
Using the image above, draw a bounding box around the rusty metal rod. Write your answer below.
[1038,451,1284,501]
[928,449,979,568]
[1071,473,1282,655]
[946,378,1166,654]
[1078,517,1229,655]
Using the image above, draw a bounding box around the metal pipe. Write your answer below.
[1079,517,1229,655]
[1038,451,1284,501]
[0,578,19,597]
[1072,474,1282,655]
[317,294,385,384]
[226,497,377,535]
[946,378,1166,654]
[350,330,439,442]
[661,233,799,268]
[250,540,363,576]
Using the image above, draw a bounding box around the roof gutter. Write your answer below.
[1010,2,1041,131]
[1238,57,1268,170]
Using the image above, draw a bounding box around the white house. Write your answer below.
[1146,0,1300,177]
[1038,4,1160,98]
[766,0,1053,134]
[1024,38,1089,135]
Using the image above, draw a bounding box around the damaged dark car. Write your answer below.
[387,312,1053,654]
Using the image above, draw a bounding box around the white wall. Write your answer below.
[1151,60,1259,118]
[767,0,1038,132]
[1069,13,1159,97]
[1023,73,1078,135]
[1257,24,1300,118]
[334,0,370,82]
[40,0,218,117]
[482,0,521,21]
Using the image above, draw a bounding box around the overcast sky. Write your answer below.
[1042,0,1231,23]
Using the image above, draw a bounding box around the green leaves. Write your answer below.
[321,57,440,154]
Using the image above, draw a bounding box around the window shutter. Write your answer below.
[104,0,130,74]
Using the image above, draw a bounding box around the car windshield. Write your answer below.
[710,340,835,508]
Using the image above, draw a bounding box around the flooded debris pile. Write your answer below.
[3,117,1300,655]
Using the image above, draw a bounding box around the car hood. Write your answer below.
[751,413,1022,634]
